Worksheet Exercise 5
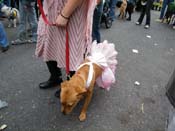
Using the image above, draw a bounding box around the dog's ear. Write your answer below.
[60,81,69,88]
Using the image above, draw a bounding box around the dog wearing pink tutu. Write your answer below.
[60,40,118,121]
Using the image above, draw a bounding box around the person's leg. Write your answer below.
[145,0,153,26]
[0,22,9,52]
[92,2,103,43]
[39,61,63,89]
[109,0,117,21]
[16,1,26,40]
[27,2,38,42]
[11,1,29,44]
[137,5,146,24]
[159,0,168,19]
[3,0,11,6]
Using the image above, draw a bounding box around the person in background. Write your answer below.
[92,0,104,43]
[155,0,172,22]
[109,0,118,21]
[0,22,9,52]
[11,0,37,45]
[135,0,154,29]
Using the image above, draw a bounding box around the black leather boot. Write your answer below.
[39,61,62,89]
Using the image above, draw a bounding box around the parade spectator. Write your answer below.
[0,22,9,52]
[35,0,96,92]
[92,0,104,43]
[135,0,154,29]
[156,0,173,22]
[11,0,37,45]
[109,0,118,21]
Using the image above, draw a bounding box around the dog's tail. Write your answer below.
[87,40,118,90]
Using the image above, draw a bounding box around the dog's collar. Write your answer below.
[77,62,94,88]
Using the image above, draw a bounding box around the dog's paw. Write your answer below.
[79,113,86,121]
[8,25,11,28]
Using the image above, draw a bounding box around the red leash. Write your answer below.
[37,0,70,75]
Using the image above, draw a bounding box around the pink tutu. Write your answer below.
[87,40,118,90]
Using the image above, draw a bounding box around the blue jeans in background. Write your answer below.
[159,0,168,19]
[109,0,117,21]
[3,0,11,6]
[18,1,37,41]
[92,2,103,43]
[0,22,9,48]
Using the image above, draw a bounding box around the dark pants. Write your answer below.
[137,0,153,25]
[46,61,75,81]
[46,61,62,81]
[166,69,175,109]
[92,2,103,43]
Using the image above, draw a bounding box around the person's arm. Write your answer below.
[55,0,83,27]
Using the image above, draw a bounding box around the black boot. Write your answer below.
[55,71,76,98]
[39,61,63,89]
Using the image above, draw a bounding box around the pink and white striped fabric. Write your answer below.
[35,0,96,71]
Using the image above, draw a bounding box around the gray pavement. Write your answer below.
[0,11,175,131]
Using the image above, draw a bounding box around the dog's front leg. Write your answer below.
[13,19,17,28]
[79,90,93,121]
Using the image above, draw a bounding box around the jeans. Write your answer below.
[159,0,168,19]
[109,0,117,21]
[92,2,103,43]
[0,3,4,17]
[137,0,153,25]
[18,1,37,41]
[3,0,11,6]
[0,22,9,47]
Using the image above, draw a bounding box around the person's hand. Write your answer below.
[55,14,69,27]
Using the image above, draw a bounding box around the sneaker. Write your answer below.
[135,21,141,25]
[1,45,9,52]
[173,26,175,30]
[26,39,37,44]
[155,19,162,22]
[163,19,168,23]
[11,39,27,45]
[144,25,150,29]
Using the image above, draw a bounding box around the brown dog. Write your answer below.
[119,0,127,19]
[60,59,103,121]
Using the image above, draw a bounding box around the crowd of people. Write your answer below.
[0,0,174,53]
